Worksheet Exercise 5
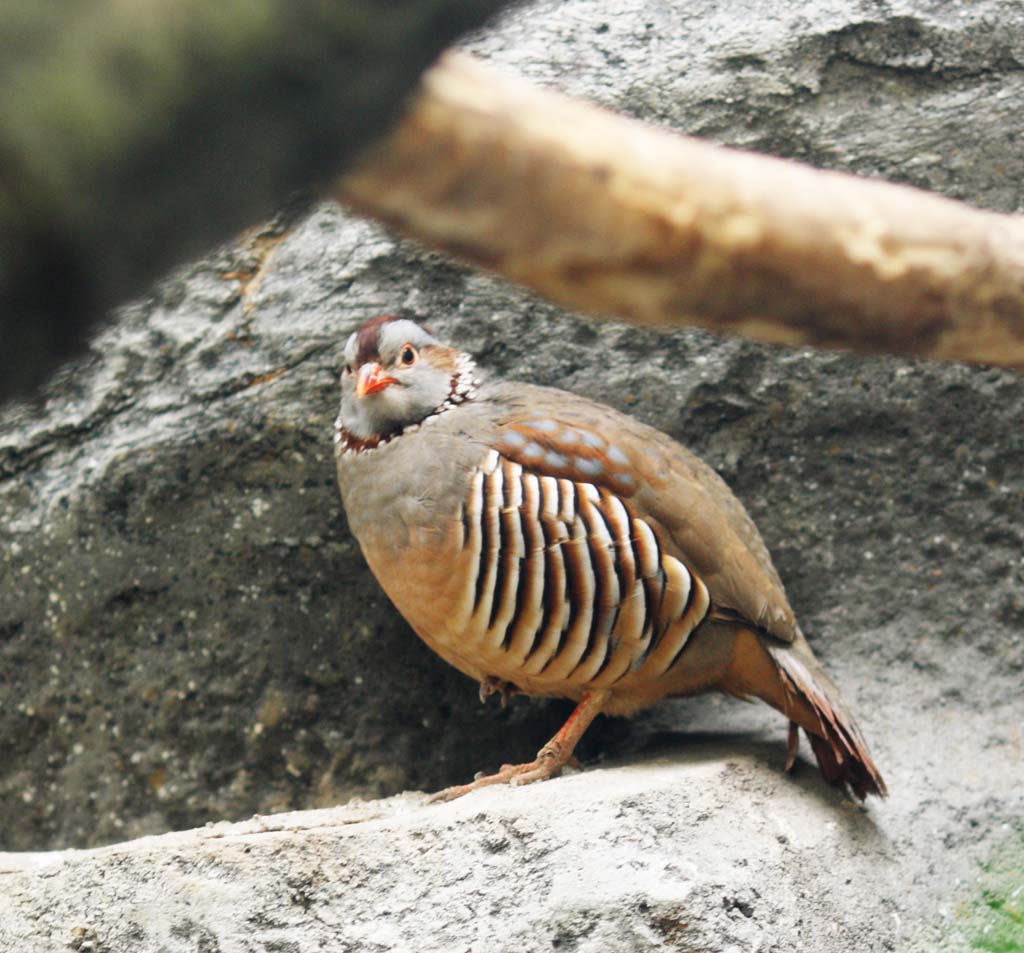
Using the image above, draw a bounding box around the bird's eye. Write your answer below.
[400,345,418,366]
[343,363,353,375]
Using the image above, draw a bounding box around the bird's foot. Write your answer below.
[427,740,575,804]
[429,691,605,804]
[478,676,517,708]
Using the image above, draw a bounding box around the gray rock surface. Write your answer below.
[0,751,996,953]
[1,0,1023,948]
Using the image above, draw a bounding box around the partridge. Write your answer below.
[334,316,887,802]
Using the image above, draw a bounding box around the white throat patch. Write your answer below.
[334,351,480,456]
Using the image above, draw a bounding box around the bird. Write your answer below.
[334,315,887,802]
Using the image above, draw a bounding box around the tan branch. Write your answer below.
[337,52,1024,369]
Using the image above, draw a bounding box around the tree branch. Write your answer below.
[338,52,1024,369]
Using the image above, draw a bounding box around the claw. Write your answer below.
[427,754,565,802]
[428,691,607,804]
[478,676,518,708]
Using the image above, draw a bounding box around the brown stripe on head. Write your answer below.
[353,314,441,367]
[422,344,459,375]
[354,315,403,366]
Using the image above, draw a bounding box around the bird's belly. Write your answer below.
[370,532,740,714]
[357,454,733,709]
[358,520,492,683]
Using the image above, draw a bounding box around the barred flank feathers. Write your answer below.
[462,451,711,691]
[767,642,887,800]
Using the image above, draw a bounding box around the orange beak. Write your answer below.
[356,362,397,398]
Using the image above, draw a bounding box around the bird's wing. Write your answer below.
[487,382,799,643]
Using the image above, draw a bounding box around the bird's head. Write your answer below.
[337,316,476,442]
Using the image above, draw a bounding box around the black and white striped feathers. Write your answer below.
[455,448,711,693]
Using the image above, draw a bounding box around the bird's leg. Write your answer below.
[784,719,800,773]
[428,690,607,803]
[478,676,517,708]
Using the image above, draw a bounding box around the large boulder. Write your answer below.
[0,752,979,952]
[1,1,1022,946]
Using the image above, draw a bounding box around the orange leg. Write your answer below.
[428,690,608,803]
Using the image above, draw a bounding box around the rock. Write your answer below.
[0,752,968,951]
[1,0,1022,948]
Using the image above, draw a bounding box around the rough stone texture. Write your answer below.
[0,754,965,952]
[1,0,1023,948]
[0,754,1020,951]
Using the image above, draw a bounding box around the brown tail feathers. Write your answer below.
[723,627,887,800]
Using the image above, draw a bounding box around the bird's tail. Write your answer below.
[722,627,887,800]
